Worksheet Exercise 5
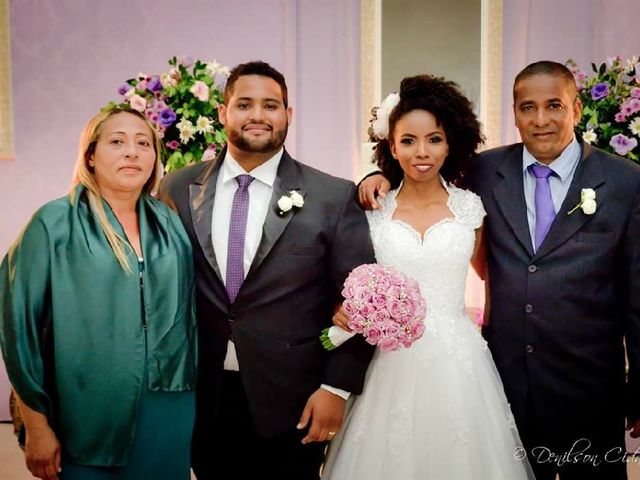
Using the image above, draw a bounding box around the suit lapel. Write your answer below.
[492,146,535,257]
[247,151,303,277]
[189,152,225,286]
[534,143,606,259]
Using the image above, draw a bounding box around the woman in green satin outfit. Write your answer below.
[0,108,197,480]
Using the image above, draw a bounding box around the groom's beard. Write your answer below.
[226,122,288,154]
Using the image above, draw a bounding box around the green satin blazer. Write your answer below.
[0,186,197,466]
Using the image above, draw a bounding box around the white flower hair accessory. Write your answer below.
[370,92,401,140]
[568,188,597,215]
[277,190,305,216]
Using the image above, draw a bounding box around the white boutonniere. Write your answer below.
[568,188,597,215]
[277,190,304,216]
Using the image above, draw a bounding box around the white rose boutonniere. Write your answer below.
[277,191,304,216]
[568,188,597,215]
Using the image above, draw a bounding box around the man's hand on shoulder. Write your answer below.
[358,174,391,210]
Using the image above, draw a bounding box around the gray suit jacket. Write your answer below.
[468,139,640,442]
[159,149,375,436]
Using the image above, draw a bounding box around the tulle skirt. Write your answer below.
[322,315,535,480]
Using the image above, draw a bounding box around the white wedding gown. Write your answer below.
[322,182,534,480]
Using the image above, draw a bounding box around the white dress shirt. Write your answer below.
[212,149,349,399]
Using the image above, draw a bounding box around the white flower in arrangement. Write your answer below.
[568,188,597,215]
[205,60,229,77]
[582,129,598,144]
[277,191,305,215]
[371,92,401,140]
[205,61,222,76]
[630,117,640,137]
[177,118,195,144]
[196,116,213,134]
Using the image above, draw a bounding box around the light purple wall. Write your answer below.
[0,0,360,421]
[501,0,640,145]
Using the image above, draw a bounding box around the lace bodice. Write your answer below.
[366,180,485,323]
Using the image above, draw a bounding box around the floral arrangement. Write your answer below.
[105,56,230,171]
[567,56,640,162]
[320,263,426,352]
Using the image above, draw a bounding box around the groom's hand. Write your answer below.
[297,388,345,444]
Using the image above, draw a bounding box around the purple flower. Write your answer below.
[158,108,177,128]
[590,83,609,100]
[166,140,179,150]
[147,76,163,93]
[118,83,132,95]
[609,133,638,156]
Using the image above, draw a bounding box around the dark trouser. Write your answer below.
[192,371,327,480]
[521,400,628,480]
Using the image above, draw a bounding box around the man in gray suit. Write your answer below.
[160,61,375,480]
[360,61,640,479]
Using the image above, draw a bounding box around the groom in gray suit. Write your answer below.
[160,61,375,479]
[360,61,640,479]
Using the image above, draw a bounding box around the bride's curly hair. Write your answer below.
[371,75,484,189]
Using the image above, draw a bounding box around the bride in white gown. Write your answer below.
[322,76,534,480]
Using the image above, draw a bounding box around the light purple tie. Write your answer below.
[529,164,556,250]
[226,174,254,302]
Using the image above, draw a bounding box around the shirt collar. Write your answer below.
[221,148,283,187]
[522,136,580,183]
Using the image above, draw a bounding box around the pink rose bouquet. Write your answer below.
[320,264,426,352]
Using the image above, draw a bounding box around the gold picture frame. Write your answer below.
[0,0,14,160]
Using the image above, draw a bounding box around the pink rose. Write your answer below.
[341,285,356,299]
[398,333,413,348]
[360,303,376,319]
[343,299,357,317]
[373,293,388,308]
[375,278,390,292]
[386,285,401,301]
[387,299,403,318]
[129,94,147,112]
[400,299,415,316]
[190,81,210,101]
[378,336,400,352]
[348,315,366,334]
[202,147,217,162]
[364,326,382,345]
[355,286,374,304]
[411,322,426,340]
[382,321,399,337]
[373,308,390,325]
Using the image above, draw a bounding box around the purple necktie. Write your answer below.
[226,174,254,302]
[529,164,556,250]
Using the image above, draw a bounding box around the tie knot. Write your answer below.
[529,164,554,179]
[236,174,254,190]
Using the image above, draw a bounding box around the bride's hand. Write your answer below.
[332,306,352,332]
